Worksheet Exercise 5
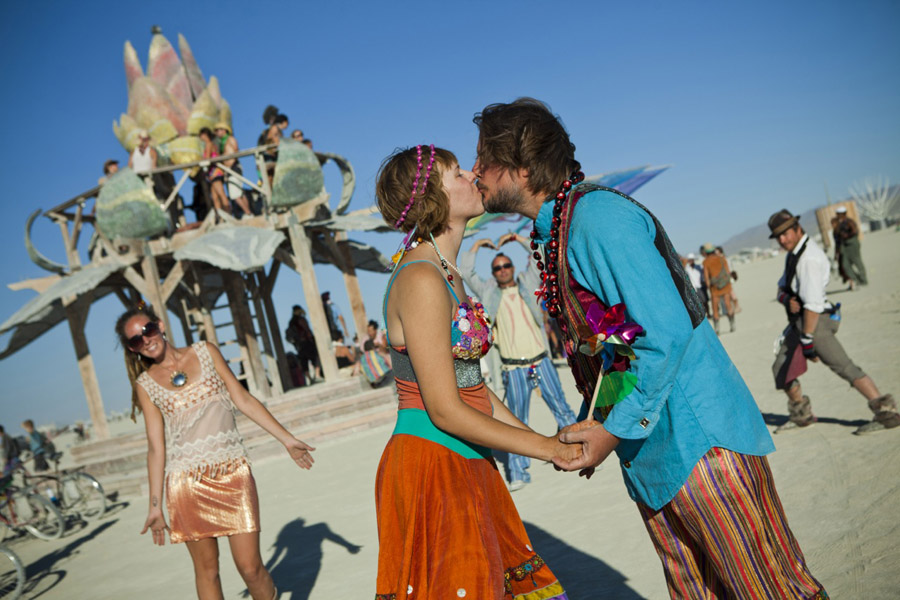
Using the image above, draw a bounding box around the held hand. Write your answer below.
[285,438,316,469]
[140,508,169,546]
[788,298,802,314]
[553,420,618,472]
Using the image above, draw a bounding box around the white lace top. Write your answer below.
[138,342,249,478]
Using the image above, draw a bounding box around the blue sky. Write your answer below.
[1,1,898,432]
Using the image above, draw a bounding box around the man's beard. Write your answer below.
[483,184,525,214]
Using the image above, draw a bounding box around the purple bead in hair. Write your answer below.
[394,144,436,229]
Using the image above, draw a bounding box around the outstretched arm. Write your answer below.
[207,342,315,469]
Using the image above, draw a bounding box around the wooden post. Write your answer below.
[285,214,339,381]
[140,243,173,336]
[256,268,292,392]
[63,294,109,440]
[247,274,283,396]
[187,263,218,345]
[223,271,271,399]
[332,231,368,339]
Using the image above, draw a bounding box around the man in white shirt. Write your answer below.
[768,210,898,434]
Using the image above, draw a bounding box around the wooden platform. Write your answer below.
[69,376,398,499]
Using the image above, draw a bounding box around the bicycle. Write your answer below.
[0,544,25,599]
[16,452,106,524]
[0,472,64,542]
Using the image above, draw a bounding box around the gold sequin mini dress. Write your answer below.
[138,341,259,543]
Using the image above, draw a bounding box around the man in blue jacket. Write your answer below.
[471,97,827,599]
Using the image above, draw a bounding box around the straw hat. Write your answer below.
[214,121,232,135]
[767,209,800,239]
[702,242,715,254]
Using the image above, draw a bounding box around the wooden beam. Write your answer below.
[327,231,368,339]
[63,293,109,440]
[160,261,186,303]
[223,271,271,399]
[256,270,292,392]
[140,243,173,336]
[284,216,339,381]
[247,274,283,396]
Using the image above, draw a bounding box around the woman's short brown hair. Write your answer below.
[375,145,457,237]
[473,97,580,197]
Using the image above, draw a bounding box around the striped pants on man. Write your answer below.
[638,447,827,599]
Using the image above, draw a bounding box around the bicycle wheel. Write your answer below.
[18,492,64,541]
[0,545,24,599]
[61,473,106,522]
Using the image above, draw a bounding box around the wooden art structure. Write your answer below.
[0,30,393,440]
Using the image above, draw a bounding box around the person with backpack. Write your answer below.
[701,242,735,333]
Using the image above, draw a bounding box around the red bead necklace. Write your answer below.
[531,170,585,318]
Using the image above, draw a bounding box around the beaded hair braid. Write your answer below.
[394,144,436,229]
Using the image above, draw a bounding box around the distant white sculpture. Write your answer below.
[849,176,899,229]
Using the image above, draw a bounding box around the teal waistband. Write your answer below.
[393,408,492,460]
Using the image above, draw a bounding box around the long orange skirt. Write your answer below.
[374,381,567,599]
[166,459,260,544]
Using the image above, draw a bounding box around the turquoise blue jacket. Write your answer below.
[535,188,774,510]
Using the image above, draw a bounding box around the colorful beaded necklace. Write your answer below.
[530,170,585,318]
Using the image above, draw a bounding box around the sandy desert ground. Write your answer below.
[6,228,899,599]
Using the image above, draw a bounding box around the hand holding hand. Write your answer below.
[285,438,316,469]
[140,508,169,546]
[553,420,618,473]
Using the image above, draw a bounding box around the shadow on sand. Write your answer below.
[523,521,645,599]
[254,517,362,600]
[24,519,117,598]
[761,412,868,429]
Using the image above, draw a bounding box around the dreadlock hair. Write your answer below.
[114,304,161,422]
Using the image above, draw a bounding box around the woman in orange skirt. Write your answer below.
[373,145,579,599]
[116,304,315,599]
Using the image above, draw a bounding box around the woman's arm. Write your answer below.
[394,266,578,463]
[206,342,315,469]
[136,384,169,546]
[485,385,532,432]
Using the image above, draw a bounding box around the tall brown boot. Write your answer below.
[855,394,900,434]
[775,395,817,433]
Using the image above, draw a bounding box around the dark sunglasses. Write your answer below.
[492,262,514,273]
[127,321,161,350]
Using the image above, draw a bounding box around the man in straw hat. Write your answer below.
[472,98,826,598]
[768,208,897,434]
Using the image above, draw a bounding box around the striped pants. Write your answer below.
[638,448,827,599]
